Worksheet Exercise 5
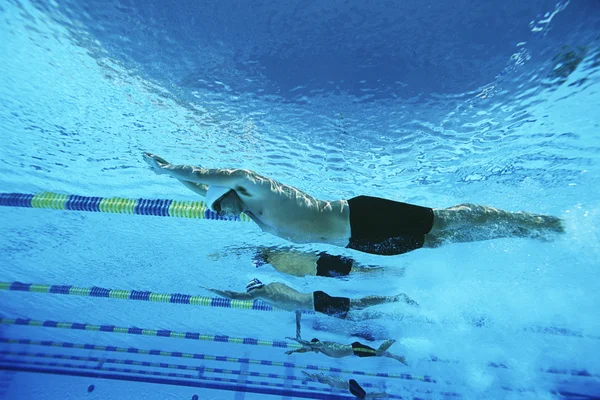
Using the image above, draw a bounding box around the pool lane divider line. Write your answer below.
[0,357,420,400]
[0,281,314,315]
[0,317,301,350]
[0,350,352,387]
[0,351,461,399]
[2,338,591,385]
[0,361,355,400]
[1,350,427,399]
[0,324,434,383]
[0,338,437,383]
[0,192,252,222]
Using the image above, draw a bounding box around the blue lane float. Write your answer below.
[0,281,306,314]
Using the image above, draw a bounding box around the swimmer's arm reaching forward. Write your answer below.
[178,180,208,196]
[143,153,208,196]
[302,372,349,390]
[284,346,313,355]
[284,337,321,355]
[143,152,270,193]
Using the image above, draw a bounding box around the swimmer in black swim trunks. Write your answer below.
[286,337,407,365]
[205,279,418,321]
[251,247,385,277]
[144,153,565,256]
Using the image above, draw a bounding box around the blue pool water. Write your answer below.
[1,0,599,399]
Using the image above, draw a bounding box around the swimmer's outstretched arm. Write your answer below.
[302,371,328,383]
[284,346,313,355]
[178,180,209,196]
[143,153,208,196]
[144,153,321,210]
[302,371,349,390]
[302,372,348,390]
[284,337,320,355]
[143,152,268,189]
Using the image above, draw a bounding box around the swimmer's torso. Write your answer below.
[265,249,320,277]
[317,341,354,358]
[234,176,351,245]
[257,282,314,312]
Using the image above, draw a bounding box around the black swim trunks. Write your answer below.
[350,341,377,357]
[347,195,434,256]
[315,253,353,277]
[313,290,350,319]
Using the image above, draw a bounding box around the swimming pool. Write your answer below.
[1,0,599,399]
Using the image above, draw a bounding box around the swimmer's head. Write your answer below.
[214,190,244,218]
[311,338,320,343]
[246,278,264,293]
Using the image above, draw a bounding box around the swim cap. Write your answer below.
[311,338,320,343]
[205,185,233,212]
[246,278,264,293]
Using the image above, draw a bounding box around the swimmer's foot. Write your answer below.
[394,354,408,365]
[521,213,565,233]
[510,226,554,242]
[512,213,565,241]
[394,293,419,307]
[143,152,170,174]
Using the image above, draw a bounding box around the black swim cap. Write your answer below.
[311,338,319,343]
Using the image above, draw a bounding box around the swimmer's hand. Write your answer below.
[143,152,169,174]
[285,347,312,355]
[301,371,325,382]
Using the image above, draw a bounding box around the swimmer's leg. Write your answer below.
[376,339,395,353]
[385,352,408,365]
[345,310,385,322]
[375,341,408,365]
[350,293,419,311]
[350,264,385,274]
[425,203,564,247]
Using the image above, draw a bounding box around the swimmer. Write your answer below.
[252,247,385,277]
[286,337,408,365]
[205,278,418,320]
[144,153,565,256]
[302,373,389,399]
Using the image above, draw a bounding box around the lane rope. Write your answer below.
[0,321,435,383]
[0,351,350,388]
[0,317,301,350]
[0,281,317,314]
[0,361,353,400]
[0,192,252,222]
